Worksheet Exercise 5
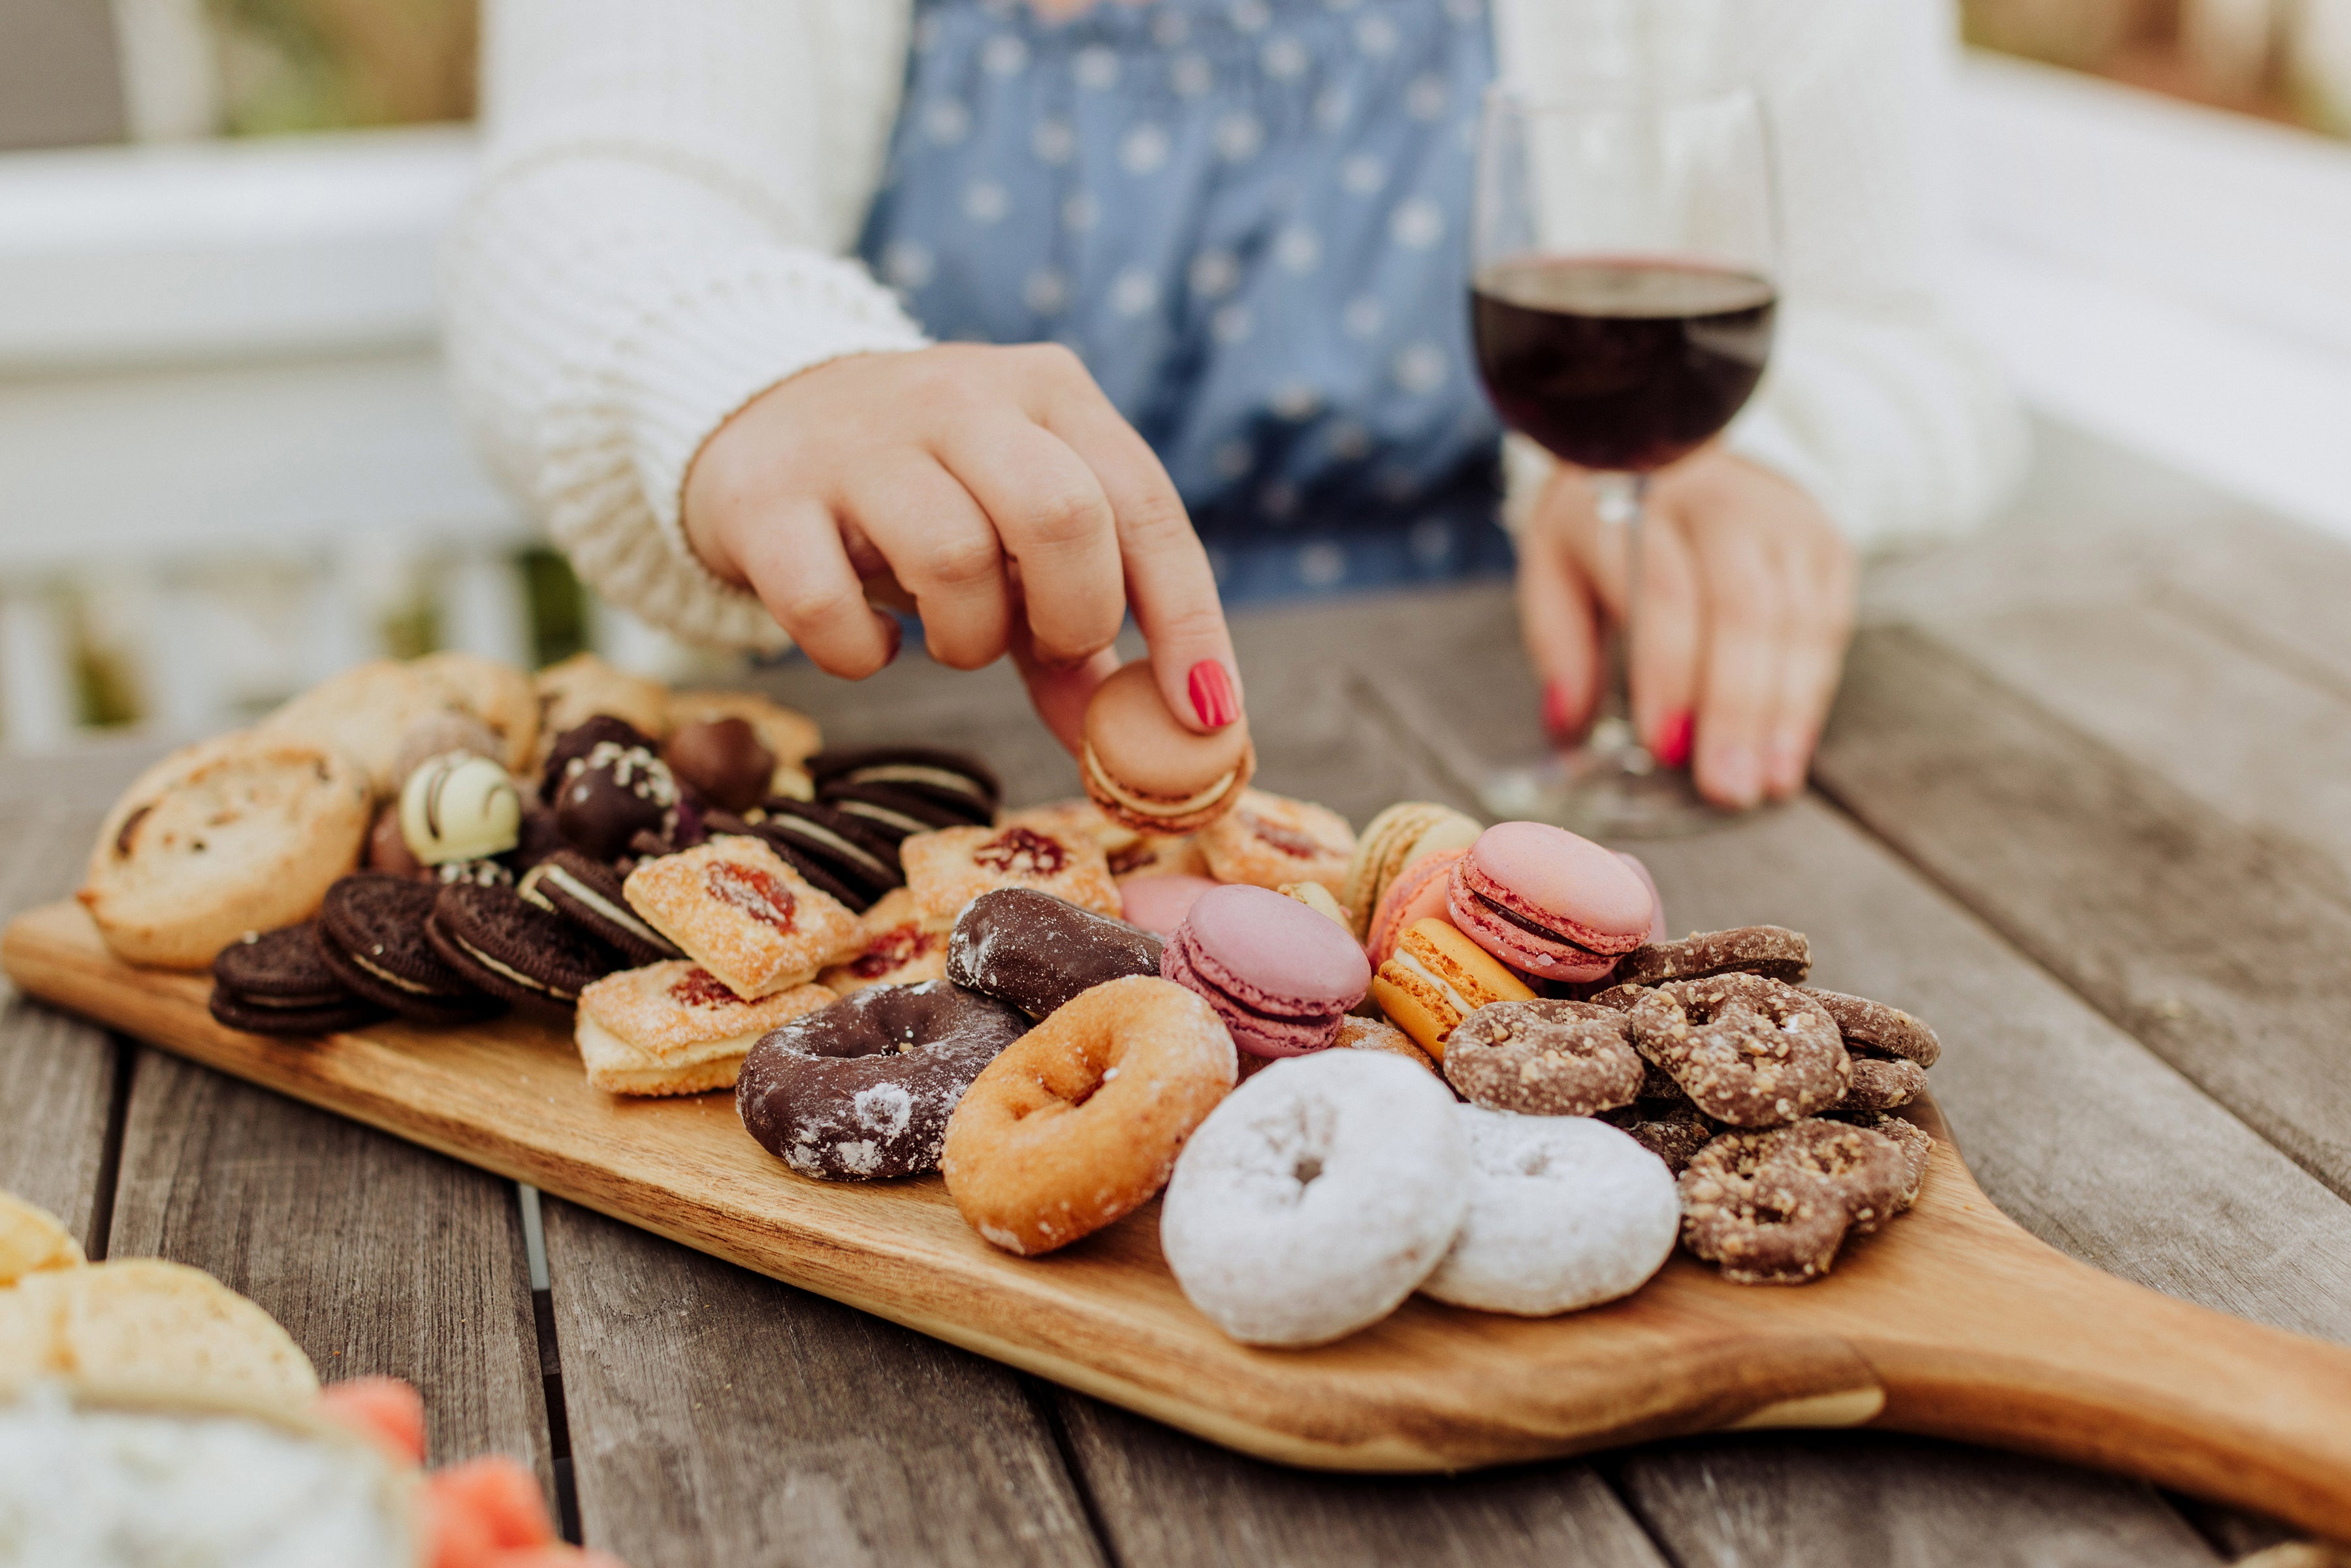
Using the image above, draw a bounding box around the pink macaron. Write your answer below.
[1119,873,1219,937]
[1447,822,1656,982]
[1364,848,1465,968]
[1162,883,1371,1058]
[1616,850,1667,942]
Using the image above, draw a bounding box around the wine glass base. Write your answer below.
[1477,718,1729,840]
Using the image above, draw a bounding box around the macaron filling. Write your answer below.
[1084,747,1237,820]
[1466,892,1614,959]
[1385,947,1476,1021]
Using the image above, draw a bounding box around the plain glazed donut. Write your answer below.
[941,975,1236,1255]
[737,980,1029,1179]
[1418,1106,1678,1316]
[1160,1051,1467,1346]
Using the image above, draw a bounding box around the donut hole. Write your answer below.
[1291,1153,1324,1186]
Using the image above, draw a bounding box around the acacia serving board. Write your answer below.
[9,899,2351,1538]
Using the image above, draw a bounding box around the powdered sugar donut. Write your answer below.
[1160,1051,1467,1346]
[1419,1107,1678,1316]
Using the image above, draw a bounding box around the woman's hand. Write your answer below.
[1515,449,1857,809]
[682,344,1242,750]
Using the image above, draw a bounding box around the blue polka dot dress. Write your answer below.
[858,0,1513,604]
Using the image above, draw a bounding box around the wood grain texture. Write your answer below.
[106,1048,551,1476]
[1614,1434,2225,1568]
[1815,625,2351,1208]
[14,908,2351,1537]
[1053,1393,1669,1568]
[541,1198,1104,1568]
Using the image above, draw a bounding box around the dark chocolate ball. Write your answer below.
[539,715,657,804]
[554,742,680,863]
[366,804,424,878]
[663,717,775,814]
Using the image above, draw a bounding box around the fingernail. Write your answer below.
[1188,660,1239,728]
[1710,744,1763,808]
[1541,680,1578,741]
[1653,709,1694,770]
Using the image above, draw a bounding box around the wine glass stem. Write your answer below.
[1594,471,1650,751]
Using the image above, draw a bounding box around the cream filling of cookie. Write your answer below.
[1386,950,1475,1023]
[1083,747,1236,819]
[527,865,670,950]
[844,764,987,802]
[346,948,436,995]
[835,799,933,836]
[452,936,563,999]
[576,1014,760,1069]
[767,816,892,880]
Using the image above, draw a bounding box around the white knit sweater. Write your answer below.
[443,0,2025,650]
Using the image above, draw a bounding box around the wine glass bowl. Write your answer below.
[1469,82,1780,837]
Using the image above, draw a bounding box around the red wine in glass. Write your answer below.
[1471,256,1777,473]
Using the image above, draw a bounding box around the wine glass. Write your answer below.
[1469,78,1778,838]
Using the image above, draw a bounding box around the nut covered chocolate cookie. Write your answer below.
[1678,1118,1913,1284]
[1443,999,1644,1117]
[1628,973,1849,1127]
[1600,1098,1721,1175]
[1806,988,1942,1067]
[1614,925,1811,988]
[1836,1055,1929,1113]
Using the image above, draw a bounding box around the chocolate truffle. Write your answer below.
[398,752,522,865]
[664,717,775,813]
[554,741,680,862]
[539,715,656,805]
[366,803,423,877]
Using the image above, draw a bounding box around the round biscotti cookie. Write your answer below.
[259,659,473,799]
[0,1192,84,1287]
[1418,1108,1679,1317]
[1160,1051,1467,1345]
[410,650,538,775]
[82,733,370,970]
[316,874,500,1025]
[532,652,670,763]
[1198,790,1357,902]
[0,1258,317,1409]
[209,923,383,1036]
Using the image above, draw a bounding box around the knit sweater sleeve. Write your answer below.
[441,0,923,650]
[1499,0,2028,551]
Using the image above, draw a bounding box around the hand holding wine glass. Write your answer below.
[1473,80,1823,834]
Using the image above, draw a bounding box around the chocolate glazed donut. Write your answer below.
[737,981,1027,1179]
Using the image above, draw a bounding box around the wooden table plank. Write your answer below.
[538,1198,1107,1568]
[106,1052,552,1475]
[1815,625,2351,1211]
[1051,1394,1670,1568]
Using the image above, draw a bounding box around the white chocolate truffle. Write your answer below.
[398,751,520,865]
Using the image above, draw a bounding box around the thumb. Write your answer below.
[1516,526,1605,743]
[1010,622,1123,756]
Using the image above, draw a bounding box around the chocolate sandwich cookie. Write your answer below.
[539,715,657,804]
[517,848,683,965]
[209,922,385,1035]
[812,746,998,829]
[815,781,974,844]
[426,881,624,1010]
[741,801,904,910]
[317,873,502,1025]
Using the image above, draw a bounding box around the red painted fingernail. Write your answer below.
[1188,660,1239,728]
[1654,709,1694,769]
[1541,680,1577,741]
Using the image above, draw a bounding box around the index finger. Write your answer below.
[1039,387,1241,735]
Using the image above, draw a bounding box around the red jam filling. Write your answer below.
[972,827,1068,876]
[706,862,797,932]
[1246,814,1324,859]
[667,967,739,1008]
[850,926,940,978]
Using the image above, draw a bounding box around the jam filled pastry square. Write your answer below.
[575,959,835,1097]
[622,835,863,1000]
[902,822,1121,925]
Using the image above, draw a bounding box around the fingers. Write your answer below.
[1040,374,1240,733]
[936,412,1127,665]
[1763,536,1857,797]
[1514,521,1603,742]
[731,499,902,678]
[842,457,1013,670]
[1622,508,1702,769]
[1010,630,1123,755]
[1689,522,1787,809]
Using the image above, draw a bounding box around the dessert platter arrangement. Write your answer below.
[10,647,2351,1531]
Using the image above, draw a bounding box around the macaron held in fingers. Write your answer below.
[1081,662,1254,835]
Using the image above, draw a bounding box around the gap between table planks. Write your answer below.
[14,896,2351,1541]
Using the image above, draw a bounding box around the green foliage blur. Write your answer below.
[209,0,475,134]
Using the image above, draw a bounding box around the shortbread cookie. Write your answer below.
[622,836,863,999]
[1629,973,1850,1127]
[1614,925,1812,988]
[0,1192,83,1287]
[1678,1118,1913,1285]
[411,650,539,774]
[902,822,1119,925]
[575,960,834,1096]
[82,734,370,970]
[0,1258,317,1408]
[1420,1108,1679,1317]
[259,660,463,798]
[532,652,670,755]
[1443,999,1644,1117]
[1198,790,1356,901]
[818,888,952,995]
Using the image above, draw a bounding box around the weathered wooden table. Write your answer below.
[5,419,2348,1566]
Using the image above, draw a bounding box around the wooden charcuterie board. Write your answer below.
[9,898,2351,1538]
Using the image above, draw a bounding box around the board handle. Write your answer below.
[1862,1212,2351,1542]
